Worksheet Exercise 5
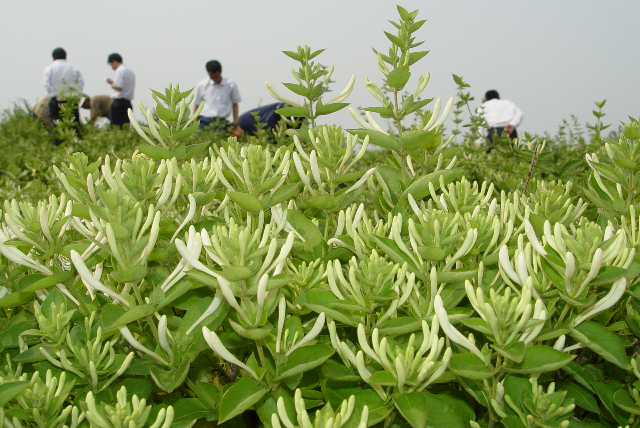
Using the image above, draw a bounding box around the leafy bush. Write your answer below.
[1,6,640,428]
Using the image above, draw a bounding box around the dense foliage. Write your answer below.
[0,6,638,428]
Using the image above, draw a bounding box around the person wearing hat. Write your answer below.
[44,47,84,143]
[106,53,135,127]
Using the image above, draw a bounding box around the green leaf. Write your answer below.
[384,32,405,50]
[297,292,358,326]
[275,345,334,380]
[492,341,525,363]
[593,382,630,425]
[218,376,267,423]
[589,266,627,286]
[392,391,428,428]
[0,291,32,308]
[101,303,155,331]
[149,362,190,393]
[369,371,398,386]
[228,191,263,214]
[570,321,631,369]
[0,381,30,406]
[416,246,445,261]
[282,51,302,61]
[449,353,495,379]
[377,317,422,336]
[342,390,392,428]
[137,145,174,160]
[407,51,429,66]
[504,346,575,374]
[401,169,463,202]
[558,381,599,413]
[21,271,74,292]
[305,194,339,211]
[156,104,177,121]
[171,398,208,423]
[346,129,399,151]
[386,66,411,90]
[172,122,200,142]
[423,392,465,428]
[614,389,640,415]
[287,211,324,258]
[110,265,148,283]
[220,266,253,281]
[282,83,310,97]
[401,129,437,151]
[316,102,349,116]
[276,107,310,117]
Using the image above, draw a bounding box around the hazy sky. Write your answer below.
[1,0,638,136]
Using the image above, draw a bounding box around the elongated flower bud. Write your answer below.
[202,326,258,379]
[429,97,454,130]
[574,277,627,326]
[349,107,374,130]
[158,315,174,364]
[499,245,520,285]
[265,82,301,107]
[70,250,128,306]
[119,325,167,364]
[286,312,326,356]
[524,219,546,255]
[434,295,484,361]
[327,75,356,104]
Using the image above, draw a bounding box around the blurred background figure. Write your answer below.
[193,60,242,136]
[106,53,135,127]
[478,89,523,144]
[44,47,84,143]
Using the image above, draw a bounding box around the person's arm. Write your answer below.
[44,66,55,97]
[76,69,84,92]
[510,104,524,128]
[232,103,239,122]
[229,103,242,137]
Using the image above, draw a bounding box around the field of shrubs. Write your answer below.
[1,6,639,428]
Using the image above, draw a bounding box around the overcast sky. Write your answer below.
[1,1,638,136]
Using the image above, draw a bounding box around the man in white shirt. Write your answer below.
[478,90,523,144]
[106,53,135,127]
[43,47,84,142]
[193,60,242,136]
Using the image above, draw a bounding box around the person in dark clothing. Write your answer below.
[237,102,285,136]
[237,102,303,137]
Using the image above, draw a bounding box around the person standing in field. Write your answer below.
[106,53,135,127]
[193,60,242,136]
[478,90,523,144]
[44,47,84,142]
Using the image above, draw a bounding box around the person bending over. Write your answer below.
[478,90,523,144]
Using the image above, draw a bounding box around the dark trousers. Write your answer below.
[487,127,518,143]
[49,96,81,145]
[110,98,133,127]
[197,116,230,130]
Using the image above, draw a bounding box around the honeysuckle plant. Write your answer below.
[2,6,640,428]
[265,46,354,128]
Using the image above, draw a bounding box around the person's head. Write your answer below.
[206,60,222,84]
[485,90,500,101]
[52,48,66,60]
[108,53,123,70]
